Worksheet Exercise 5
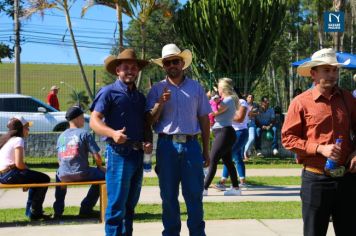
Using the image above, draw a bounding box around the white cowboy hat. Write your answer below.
[50,85,59,90]
[151,44,192,70]
[297,48,350,77]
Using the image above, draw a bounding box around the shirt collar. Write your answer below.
[114,78,137,92]
[165,76,188,88]
[312,86,341,101]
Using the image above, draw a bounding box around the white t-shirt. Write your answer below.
[232,99,249,130]
[0,137,24,170]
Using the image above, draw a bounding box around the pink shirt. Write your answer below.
[0,137,24,170]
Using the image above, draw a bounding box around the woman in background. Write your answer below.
[203,78,241,196]
[0,116,50,220]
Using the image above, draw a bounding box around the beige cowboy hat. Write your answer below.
[50,85,59,90]
[151,44,192,70]
[297,48,350,77]
[104,48,149,76]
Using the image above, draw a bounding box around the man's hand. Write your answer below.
[143,142,153,154]
[112,127,127,144]
[158,87,171,104]
[348,151,356,173]
[316,144,342,161]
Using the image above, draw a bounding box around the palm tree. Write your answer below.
[82,0,137,52]
[82,0,170,88]
[24,0,94,100]
[129,0,171,88]
[67,90,90,110]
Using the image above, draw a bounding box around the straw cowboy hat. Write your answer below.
[151,44,192,70]
[297,48,350,77]
[104,49,149,76]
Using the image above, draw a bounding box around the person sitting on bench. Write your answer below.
[0,116,50,220]
[53,106,105,218]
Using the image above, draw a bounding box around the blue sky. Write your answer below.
[0,1,186,65]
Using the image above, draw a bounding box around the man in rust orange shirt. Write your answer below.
[282,48,356,236]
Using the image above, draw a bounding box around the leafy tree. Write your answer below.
[124,0,181,90]
[175,0,288,93]
[0,43,13,62]
[23,0,94,100]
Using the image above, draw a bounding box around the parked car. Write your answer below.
[0,93,90,133]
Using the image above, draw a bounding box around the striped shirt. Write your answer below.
[146,77,211,135]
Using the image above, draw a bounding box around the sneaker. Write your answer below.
[239,183,248,189]
[224,187,242,196]
[273,149,279,156]
[78,209,100,218]
[212,181,228,191]
[203,189,208,196]
[29,212,52,221]
[256,152,264,157]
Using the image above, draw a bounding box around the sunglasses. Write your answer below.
[163,59,181,67]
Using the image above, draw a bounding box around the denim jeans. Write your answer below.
[255,126,278,150]
[53,167,105,216]
[222,129,249,179]
[0,168,50,217]
[244,124,256,156]
[105,144,143,236]
[156,137,205,236]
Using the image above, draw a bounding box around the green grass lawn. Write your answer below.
[142,176,301,186]
[0,63,105,111]
[0,201,302,225]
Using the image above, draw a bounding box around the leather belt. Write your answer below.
[108,140,143,151]
[0,164,16,174]
[304,166,324,175]
[159,133,197,143]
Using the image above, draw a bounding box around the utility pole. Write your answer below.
[14,0,21,94]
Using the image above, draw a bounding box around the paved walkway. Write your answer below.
[0,219,336,236]
[44,168,302,179]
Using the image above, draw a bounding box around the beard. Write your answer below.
[166,68,182,79]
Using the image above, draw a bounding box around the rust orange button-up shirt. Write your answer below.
[282,87,356,171]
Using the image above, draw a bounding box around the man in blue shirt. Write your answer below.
[147,44,211,236]
[255,96,278,156]
[90,49,153,236]
[53,105,105,219]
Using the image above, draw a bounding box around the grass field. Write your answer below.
[0,201,302,225]
[0,63,106,111]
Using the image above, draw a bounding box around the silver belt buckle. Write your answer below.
[329,166,345,178]
[173,134,187,143]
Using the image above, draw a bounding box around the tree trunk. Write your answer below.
[116,3,124,52]
[136,23,146,89]
[63,4,93,100]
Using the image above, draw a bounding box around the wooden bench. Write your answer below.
[0,180,107,222]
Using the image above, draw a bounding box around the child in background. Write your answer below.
[209,94,222,127]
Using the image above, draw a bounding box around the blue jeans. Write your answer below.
[53,167,105,216]
[255,126,278,150]
[105,144,143,236]
[156,137,205,236]
[244,124,256,156]
[222,129,249,179]
[0,168,49,217]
